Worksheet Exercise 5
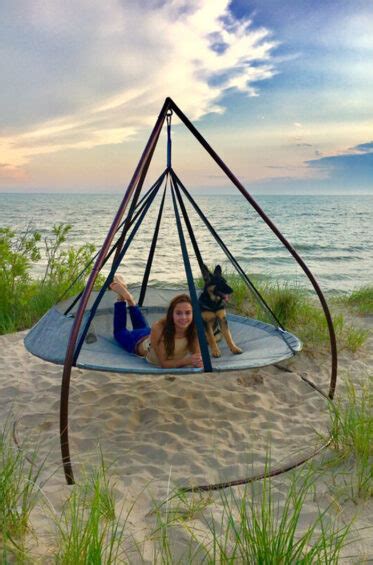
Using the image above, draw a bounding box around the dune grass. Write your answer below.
[151,465,351,564]
[0,418,362,563]
[205,472,350,563]
[0,419,45,560]
[337,285,373,316]
[323,375,373,500]
[225,273,369,354]
[54,458,132,564]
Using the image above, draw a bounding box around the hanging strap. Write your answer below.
[170,169,286,332]
[170,173,205,276]
[166,110,172,169]
[171,186,212,372]
[74,178,163,362]
[138,185,167,306]
[62,171,167,315]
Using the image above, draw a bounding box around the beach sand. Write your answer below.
[0,316,372,562]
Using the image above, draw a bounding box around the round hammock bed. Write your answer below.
[24,97,337,491]
[25,286,302,375]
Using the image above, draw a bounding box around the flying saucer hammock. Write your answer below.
[24,98,337,491]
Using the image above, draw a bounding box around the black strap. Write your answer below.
[167,116,172,169]
[74,178,163,362]
[170,169,285,331]
[63,171,167,315]
[138,186,167,306]
[171,186,212,372]
[171,174,205,276]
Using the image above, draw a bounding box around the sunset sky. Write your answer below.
[1,0,372,193]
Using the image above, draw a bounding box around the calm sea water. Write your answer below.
[1,192,372,294]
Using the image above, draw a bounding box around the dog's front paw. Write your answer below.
[212,348,221,358]
[231,345,243,355]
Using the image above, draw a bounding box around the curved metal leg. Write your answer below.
[60,360,74,484]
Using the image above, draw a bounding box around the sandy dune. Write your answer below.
[0,319,372,562]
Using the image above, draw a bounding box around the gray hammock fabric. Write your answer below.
[24,286,302,374]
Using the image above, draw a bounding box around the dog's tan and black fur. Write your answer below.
[199,265,242,358]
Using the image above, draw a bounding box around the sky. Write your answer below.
[1,0,372,194]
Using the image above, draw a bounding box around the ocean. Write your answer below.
[1,192,372,295]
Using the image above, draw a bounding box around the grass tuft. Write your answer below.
[0,418,44,559]
[324,376,373,500]
[151,464,351,563]
[225,272,369,354]
[207,470,350,563]
[54,457,130,564]
[340,285,373,315]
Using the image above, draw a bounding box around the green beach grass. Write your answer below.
[224,272,369,354]
[54,460,129,564]
[0,224,102,334]
[321,375,373,501]
[0,418,45,561]
[145,463,352,563]
[336,285,373,316]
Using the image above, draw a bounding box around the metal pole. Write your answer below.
[168,97,337,400]
[60,98,171,484]
[112,124,163,265]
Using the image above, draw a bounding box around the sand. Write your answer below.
[0,315,372,562]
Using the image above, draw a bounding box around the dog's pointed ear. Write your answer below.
[214,265,222,277]
[201,263,211,283]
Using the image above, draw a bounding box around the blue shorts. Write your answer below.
[113,301,150,354]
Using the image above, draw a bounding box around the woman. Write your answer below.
[110,276,203,369]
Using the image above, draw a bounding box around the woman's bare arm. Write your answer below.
[191,335,201,355]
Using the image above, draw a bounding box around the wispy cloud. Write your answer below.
[350,141,373,153]
[0,0,278,178]
[306,141,373,187]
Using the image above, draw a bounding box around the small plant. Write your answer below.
[325,376,373,500]
[150,487,214,563]
[151,464,351,563]
[0,419,44,558]
[205,470,350,563]
[341,286,373,315]
[343,325,369,353]
[54,458,130,564]
[0,223,100,334]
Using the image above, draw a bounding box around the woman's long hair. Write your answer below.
[161,294,197,358]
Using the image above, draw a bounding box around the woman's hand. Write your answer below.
[189,353,203,368]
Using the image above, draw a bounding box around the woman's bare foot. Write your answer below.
[110,276,136,306]
[113,274,128,289]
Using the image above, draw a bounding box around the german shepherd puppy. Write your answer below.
[199,264,242,358]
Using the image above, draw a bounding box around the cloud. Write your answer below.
[306,141,373,186]
[351,141,373,153]
[0,0,278,172]
[0,162,27,183]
